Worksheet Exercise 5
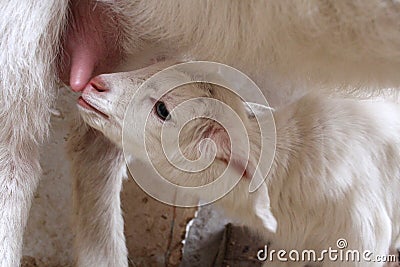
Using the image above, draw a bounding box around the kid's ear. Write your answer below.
[242,102,277,232]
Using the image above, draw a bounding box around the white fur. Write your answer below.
[115,0,400,90]
[0,1,68,266]
[67,119,128,267]
[79,63,400,266]
[2,0,400,265]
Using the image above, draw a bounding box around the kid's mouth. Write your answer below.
[78,96,109,119]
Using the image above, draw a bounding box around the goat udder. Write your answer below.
[60,0,122,92]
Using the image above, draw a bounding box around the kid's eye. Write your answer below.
[155,101,171,121]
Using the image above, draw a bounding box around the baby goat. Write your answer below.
[78,62,400,266]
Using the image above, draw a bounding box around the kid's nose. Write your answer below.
[84,76,109,94]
